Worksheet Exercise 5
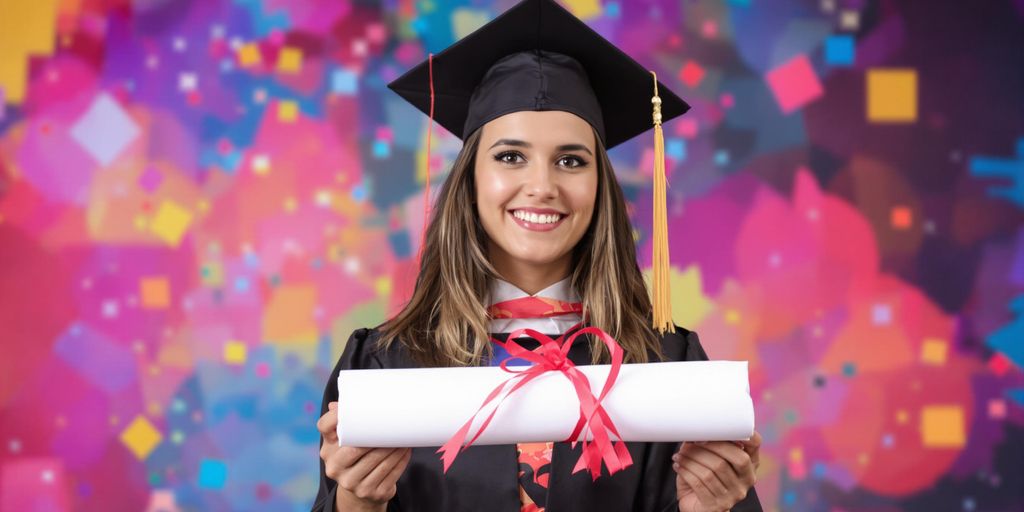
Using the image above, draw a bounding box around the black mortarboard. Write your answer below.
[386,0,690,149]
[389,0,689,333]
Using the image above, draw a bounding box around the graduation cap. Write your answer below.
[388,0,691,333]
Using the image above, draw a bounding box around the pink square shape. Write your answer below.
[675,118,699,138]
[765,54,823,114]
[679,61,705,88]
[988,399,1007,419]
[255,362,270,377]
[366,23,387,44]
[702,20,718,38]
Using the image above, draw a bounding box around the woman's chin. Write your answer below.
[503,251,569,269]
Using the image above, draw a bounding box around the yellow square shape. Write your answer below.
[277,47,303,73]
[278,101,298,122]
[867,69,917,123]
[238,43,262,67]
[150,201,194,247]
[224,341,247,365]
[140,277,170,309]
[920,405,965,448]
[120,415,163,460]
[920,338,948,366]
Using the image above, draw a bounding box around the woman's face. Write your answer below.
[474,110,598,281]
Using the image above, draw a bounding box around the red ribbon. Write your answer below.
[488,296,585,319]
[436,324,633,480]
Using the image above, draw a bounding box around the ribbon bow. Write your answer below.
[437,324,633,480]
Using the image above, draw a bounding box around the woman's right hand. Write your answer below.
[317,401,412,511]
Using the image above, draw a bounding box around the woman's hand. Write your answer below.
[673,431,762,512]
[317,401,412,511]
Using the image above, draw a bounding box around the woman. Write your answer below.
[314,0,762,511]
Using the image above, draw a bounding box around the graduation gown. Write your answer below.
[312,325,763,512]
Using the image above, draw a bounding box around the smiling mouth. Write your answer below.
[509,209,567,225]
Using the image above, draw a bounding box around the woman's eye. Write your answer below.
[558,156,587,168]
[495,152,525,165]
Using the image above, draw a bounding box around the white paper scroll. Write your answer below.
[336,361,754,447]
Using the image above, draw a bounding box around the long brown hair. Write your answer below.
[378,126,665,367]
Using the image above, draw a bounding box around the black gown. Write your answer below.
[312,325,763,512]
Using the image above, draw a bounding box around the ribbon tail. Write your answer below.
[436,420,474,473]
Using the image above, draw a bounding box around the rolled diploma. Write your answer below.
[337,360,753,447]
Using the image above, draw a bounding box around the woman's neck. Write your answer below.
[492,258,571,295]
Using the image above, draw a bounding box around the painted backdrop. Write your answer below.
[1,0,1023,510]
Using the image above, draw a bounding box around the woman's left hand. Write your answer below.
[673,431,762,512]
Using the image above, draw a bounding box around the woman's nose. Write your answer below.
[524,163,558,199]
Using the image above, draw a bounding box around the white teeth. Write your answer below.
[513,210,561,224]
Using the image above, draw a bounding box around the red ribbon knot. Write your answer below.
[437,324,633,480]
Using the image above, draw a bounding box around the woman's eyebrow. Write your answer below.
[488,139,593,156]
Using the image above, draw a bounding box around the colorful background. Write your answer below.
[1,0,1023,510]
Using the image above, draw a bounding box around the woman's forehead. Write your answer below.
[480,110,596,149]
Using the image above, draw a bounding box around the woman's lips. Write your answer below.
[508,210,567,232]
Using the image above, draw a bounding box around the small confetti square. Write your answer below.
[988,399,1007,419]
[138,167,163,193]
[920,338,948,366]
[840,10,860,30]
[375,126,393,142]
[139,277,171,309]
[562,0,601,19]
[702,19,718,38]
[675,118,699,138]
[331,68,359,95]
[102,300,119,319]
[200,263,224,287]
[766,54,823,114]
[278,101,299,122]
[920,405,965,448]
[366,22,388,43]
[237,43,262,67]
[120,416,162,460]
[872,303,892,325]
[678,60,706,88]
[825,35,855,66]
[867,69,917,123]
[150,201,194,247]
[178,73,198,92]
[989,353,1013,376]
[223,341,246,365]
[255,362,271,377]
[891,206,913,229]
[252,154,271,175]
[666,138,686,161]
[277,47,303,74]
[841,361,856,377]
[198,459,227,489]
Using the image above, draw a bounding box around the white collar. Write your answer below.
[488,276,580,305]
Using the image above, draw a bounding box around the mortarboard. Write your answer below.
[388,0,691,333]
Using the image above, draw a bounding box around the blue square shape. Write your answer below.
[666,138,686,161]
[198,459,227,489]
[331,69,359,95]
[825,35,855,66]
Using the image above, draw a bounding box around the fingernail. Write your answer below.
[672,462,679,470]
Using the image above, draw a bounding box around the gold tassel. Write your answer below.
[650,71,672,334]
